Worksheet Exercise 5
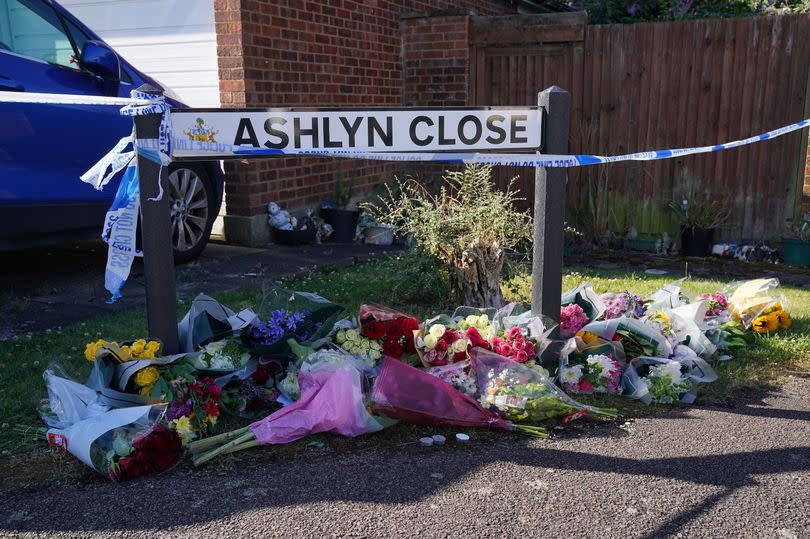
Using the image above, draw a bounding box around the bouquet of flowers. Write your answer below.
[623,359,691,404]
[220,379,280,419]
[425,361,478,396]
[85,338,161,362]
[243,288,345,357]
[558,353,622,395]
[46,405,182,482]
[621,354,717,405]
[194,339,251,371]
[490,326,537,363]
[277,347,365,401]
[334,328,383,366]
[191,357,393,466]
[700,293,731,322]
[457,312,496,340]
[643,310,678,347]
[561,282,606,321]
[726,278,791,332]
[247,309,323,349]
[581,317,673,360]
[358,304,419,359]
[416,322,470,367]
[559,304,588,338]
[751,303,791,334]
[370,356,548,438]
[472,349,617,424]
[161,373,222,445]
[600,291,645,320]
[215,359,282,418]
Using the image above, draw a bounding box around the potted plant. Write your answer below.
[268,203,317,245]
[668,189,730,257]
[781,212,810,267]
[320,163,360,243]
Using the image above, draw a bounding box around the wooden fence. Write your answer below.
[471,13,810,241]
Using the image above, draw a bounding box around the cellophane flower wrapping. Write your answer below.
[621,353,717,405]
[471,349,615,424]
[725,278,791,333]
[193,338,251,373]
[425,360,478,397]
[579,317,673,360]
[46,404,182,482]
[249,357,392,445]
[557,337,624,395]
[600,291,645,320]
[242,288,346,358]
[561,282,607,321]
[177,293,257,353]
[416,318,470,367]
[358,304,419,359]
[370,356,512,431]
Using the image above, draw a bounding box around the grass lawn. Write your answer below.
[1,253,808,458]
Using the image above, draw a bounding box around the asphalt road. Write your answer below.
[1,379,808,538]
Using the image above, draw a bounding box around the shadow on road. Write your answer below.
[2,435,807,535]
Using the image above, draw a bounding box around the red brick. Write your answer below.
[215,0,514,216]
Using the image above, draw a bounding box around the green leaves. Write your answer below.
[363,165,532,266]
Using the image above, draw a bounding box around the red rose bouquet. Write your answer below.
[358,304,419,359]
[46,404,182,482]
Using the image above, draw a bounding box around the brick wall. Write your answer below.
[214,0,515,237]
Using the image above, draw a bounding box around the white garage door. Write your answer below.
[57,0,220,107]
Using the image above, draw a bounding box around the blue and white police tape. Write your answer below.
[102,163,143,303]
[119,89,172,202]
[0,91,150,106]
[204,117,809,167]
[0,89,171,302]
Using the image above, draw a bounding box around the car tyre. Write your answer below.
[166,163,215,263]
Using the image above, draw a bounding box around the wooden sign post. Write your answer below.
[132,85,180,354]
[531,86,570,335]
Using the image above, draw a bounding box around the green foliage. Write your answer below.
[331,162,356,209]
[580,0,808,24]
[669,190,731,229]
[362,164,532,265]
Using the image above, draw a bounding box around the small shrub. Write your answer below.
[364,164,531,307]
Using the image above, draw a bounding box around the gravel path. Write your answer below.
[1,380,808,538]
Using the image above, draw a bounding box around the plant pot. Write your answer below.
[272,226,316,246]
[364,225,394,246]
[781,237,810,267]
[627,235,657,253]
[320,208,360,243]
[680,226,714,257]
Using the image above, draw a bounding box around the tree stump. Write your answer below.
[449,239,505,308]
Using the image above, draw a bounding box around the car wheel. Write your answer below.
[167,163,215,263]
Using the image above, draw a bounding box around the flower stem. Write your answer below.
[220,439,260,456]
[513,425,550,439]
[188,427,251,455]
[191,431,255,466]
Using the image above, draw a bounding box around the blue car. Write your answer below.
[0,0,224,261]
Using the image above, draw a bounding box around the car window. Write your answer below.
[61,16,88,60]
[0,0,78,68]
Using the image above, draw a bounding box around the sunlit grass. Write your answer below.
[1,253,807,455]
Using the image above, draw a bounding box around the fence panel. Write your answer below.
[472,14,810,241]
